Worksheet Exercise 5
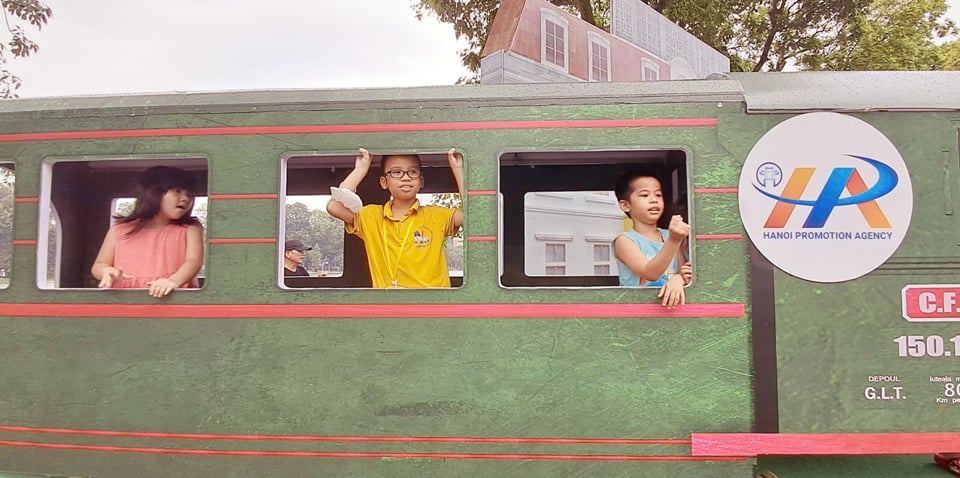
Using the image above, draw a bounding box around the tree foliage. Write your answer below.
[942,39,960,69]
[1,0,52,98]
[801,0,955,70]
[414,0,958,75]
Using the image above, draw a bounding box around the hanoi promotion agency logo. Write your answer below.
[738,112,913,283]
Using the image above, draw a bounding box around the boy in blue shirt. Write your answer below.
[613,170,692,308]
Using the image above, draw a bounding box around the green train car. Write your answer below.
[0,71,958,477]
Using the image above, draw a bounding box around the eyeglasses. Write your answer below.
[383,169,422,179]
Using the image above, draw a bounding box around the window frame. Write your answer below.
[280,151,466,290]
[587,32,611,82]
[0,162,14,289]
[37,156,209,291]
[592,243,611,275]
[498,149,692,288]
[642,58,660,81]
[544,242,567,276]
[540,8,570,73]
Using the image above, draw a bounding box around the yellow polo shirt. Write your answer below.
[347,200,457,288]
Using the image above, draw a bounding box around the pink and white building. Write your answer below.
[481,0,729,84]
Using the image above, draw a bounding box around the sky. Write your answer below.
[7,0,960,98]
[10,0,469,98]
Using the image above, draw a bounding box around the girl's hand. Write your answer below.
[97,267,131,288]
[668,215,691,241]
[147,278,179,298]
[680,261,693,285]
[355,147,372,170]
[447,147,463,169]
[657,275,686,309]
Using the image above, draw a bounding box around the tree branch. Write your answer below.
[754,0,786,71]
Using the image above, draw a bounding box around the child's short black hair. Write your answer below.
[615,169,660,202]
[380,154,422,175]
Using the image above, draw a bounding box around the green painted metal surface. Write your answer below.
[0,77,956,477]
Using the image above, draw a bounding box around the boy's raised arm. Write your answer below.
[615,215,690,282]
[327,148,373,225]
[448,147,465,232]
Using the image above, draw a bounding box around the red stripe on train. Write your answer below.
[0,425,688,445]
[0,440,743,461]
[694,188,738,194]
[207,238,277,244]
[691,432,960,456]
[208,194,278,200]
[3,303,745,318]
[0,119,719,143]
[14,197,39,202]
[12,240,37,246]
[695,234,742,240]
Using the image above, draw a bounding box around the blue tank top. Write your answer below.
[615,229,678,287]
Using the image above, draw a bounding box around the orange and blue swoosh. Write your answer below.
[757,155,895,229]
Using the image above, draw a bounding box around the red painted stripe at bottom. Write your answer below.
[691,432,960,456]
[0,425,688,445]
[695,234,742,241]
[4,303,745,319]
[694,188,738,194]
[208,194,278,200]
[208,238,276,244]
[0,440,744,461]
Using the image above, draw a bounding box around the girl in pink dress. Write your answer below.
[91,166,204,298]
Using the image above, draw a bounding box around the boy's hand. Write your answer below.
[668,215,690,241]
[356,147,372,170]
[658,275,686,308]
[679,261,693,285]
[447,147,463,169]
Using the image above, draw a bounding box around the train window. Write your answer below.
[37,158,208,290]
[283,152,464,288]
[499,150,690,287]
[0,163,12,289]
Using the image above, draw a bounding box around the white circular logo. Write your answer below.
[738,112,913,283]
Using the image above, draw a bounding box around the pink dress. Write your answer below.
[110,222,198,289]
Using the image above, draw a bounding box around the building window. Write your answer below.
[593,243,611,275]
[545,243,566,275]
[642,58,660,81]
[545,20,565,67]
[588,33,611,82]
[541,9,569,71]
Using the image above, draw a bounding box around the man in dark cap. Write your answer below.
[283,239,312,277]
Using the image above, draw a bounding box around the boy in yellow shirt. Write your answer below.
[326,148,464,288]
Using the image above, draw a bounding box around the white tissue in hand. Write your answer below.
[330,187,363,213]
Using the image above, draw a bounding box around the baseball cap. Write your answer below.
[285,240,312,252]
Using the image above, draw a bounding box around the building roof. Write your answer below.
[482,0,526,57]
